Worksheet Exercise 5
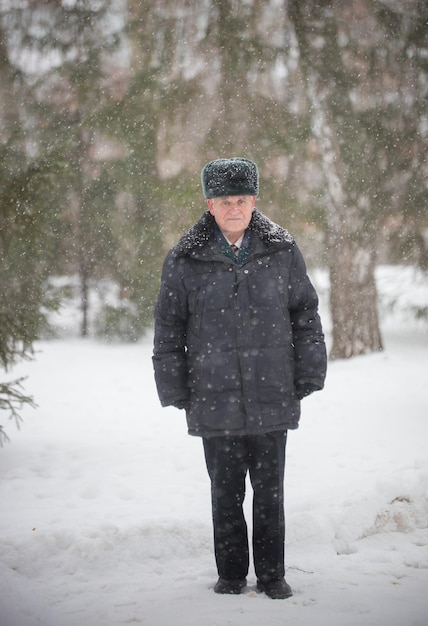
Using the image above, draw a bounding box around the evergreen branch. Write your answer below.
[0,377,37,447]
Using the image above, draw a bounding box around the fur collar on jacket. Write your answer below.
[173,208,294,257]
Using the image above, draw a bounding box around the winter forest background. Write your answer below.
[0,2,428,624]
[1,0,428,441]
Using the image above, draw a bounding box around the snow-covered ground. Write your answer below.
[1,266,427,626]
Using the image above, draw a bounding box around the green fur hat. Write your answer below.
[201,157,259,199]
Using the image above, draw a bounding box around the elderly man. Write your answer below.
[153,157,327,599]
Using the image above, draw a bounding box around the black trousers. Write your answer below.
[203,431,287,582]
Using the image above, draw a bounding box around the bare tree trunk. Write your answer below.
[79,255,90,338]
[0,32,19,142]
[289,0,383,359]
[328,233,382,359]
[308,73,383,358]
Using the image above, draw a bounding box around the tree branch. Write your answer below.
[0,377,37,447]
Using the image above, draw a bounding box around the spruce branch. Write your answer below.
[0,377,37,447]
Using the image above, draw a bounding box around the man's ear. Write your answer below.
[207,199,214,215]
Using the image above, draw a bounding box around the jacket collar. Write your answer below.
[173,208,294,257]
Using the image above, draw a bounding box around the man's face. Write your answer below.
[207,195,256,242]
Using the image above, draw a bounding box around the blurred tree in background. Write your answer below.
[0,10,61,443]
[0,0,427,435]
[24,0,126,337]
[289,0,427,358]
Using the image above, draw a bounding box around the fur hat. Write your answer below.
[201,157,259,199]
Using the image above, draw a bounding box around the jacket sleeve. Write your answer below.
[288,243,327,393]
[152,253,190,408]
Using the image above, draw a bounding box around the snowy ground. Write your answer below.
[1,266,428,626]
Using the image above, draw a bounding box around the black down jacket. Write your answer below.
[152,209,327,437]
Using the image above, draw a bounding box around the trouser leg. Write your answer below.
[248,431,287,582]
[203,436,249,580]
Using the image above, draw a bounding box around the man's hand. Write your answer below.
[295,382,319,400]
[173,400,189,411]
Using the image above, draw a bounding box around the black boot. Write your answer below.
[214,578,247,595]
[257,578,292,599]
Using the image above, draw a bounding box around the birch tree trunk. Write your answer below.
[289,0,383,359]
[307,72,382,359]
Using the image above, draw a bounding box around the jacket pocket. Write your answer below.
[255,345,295,403]
[187,288,205,338]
